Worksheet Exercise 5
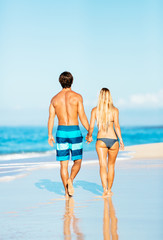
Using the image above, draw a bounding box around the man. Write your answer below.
[48,71,89,199]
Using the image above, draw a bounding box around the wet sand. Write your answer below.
[0,143,163,239]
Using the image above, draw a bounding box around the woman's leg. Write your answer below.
[107,142,119,194]
[96,140,109,196]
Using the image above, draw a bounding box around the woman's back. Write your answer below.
[93,106,118,139]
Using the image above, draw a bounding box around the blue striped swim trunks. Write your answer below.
[56,125,83,161]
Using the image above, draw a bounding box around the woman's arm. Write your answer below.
[114,108,124,150]
[86,107,96,143]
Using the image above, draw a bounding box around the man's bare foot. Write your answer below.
[65,193,69,200]
[67,179,74,196]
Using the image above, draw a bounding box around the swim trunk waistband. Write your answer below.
[57,125,80,131]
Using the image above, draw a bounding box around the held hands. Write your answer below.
[48,135,55,147]
[85,133,93,144]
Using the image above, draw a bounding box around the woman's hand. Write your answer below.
[120,140,124,150]
[86,134,93,144]
[48,135,55,147]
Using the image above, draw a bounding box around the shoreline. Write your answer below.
[1,142,163,160]
[0,142,163,183]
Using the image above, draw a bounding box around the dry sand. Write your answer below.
[125,142,163,160]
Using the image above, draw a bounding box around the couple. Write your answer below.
[48,71,124,199]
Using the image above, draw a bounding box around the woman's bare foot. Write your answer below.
[102,189,108,198]
[107,190,113,197]
[65,193,69,200]
[67,179,74,196]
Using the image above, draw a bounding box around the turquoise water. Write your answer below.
[0,126,162,180]
[0,126,163,155]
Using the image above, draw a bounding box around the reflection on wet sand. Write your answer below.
[103,197,118,240]
[63,198,84,240]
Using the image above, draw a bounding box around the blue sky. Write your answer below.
[1,0,163,126]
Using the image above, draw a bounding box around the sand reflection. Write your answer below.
[63,198,84,240]
[103,197,118,240]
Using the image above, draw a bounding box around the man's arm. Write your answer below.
[78,96,89,131]
[86,107,96,142]
[48,102,55,147]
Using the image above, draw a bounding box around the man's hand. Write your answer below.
[48,135,55,147]
[85,134,93,144]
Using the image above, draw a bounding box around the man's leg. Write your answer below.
[60,160,69,198]
[67,125,83,196]
[67,159,82,196]
[70,159,82,181]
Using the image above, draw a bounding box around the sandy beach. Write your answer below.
[0,143,163,240]
[125,142,163,159]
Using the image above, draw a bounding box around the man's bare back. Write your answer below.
[51,88,83,126]
[49,88,89,133]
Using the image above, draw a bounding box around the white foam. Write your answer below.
[0,162,60,174]
[0,150,56,161]
[0,151,132,182]
[0,161,54,167]
[0,173,29,182]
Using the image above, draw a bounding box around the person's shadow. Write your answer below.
[74,180,103,195]
[35,179,103,196]
[35,179,65,195]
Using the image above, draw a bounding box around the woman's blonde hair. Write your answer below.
[97,88,113,132]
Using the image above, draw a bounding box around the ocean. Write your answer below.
[0,126,163,181]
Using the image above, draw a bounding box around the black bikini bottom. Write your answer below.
[96,138,118,149]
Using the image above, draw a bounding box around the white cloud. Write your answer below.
[116,89,163,109]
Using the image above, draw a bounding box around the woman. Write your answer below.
[86,88,124,197]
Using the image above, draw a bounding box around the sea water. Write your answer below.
[0,126,163,180]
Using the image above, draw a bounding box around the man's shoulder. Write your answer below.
[51,91,62,103]
[70,90,83,100]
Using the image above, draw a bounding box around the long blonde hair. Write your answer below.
[97,88,113,132]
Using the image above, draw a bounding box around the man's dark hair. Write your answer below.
[59,71,73,88]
